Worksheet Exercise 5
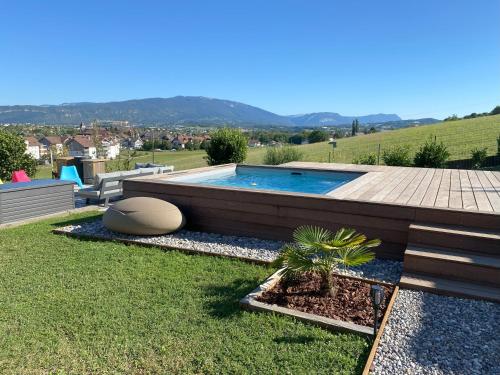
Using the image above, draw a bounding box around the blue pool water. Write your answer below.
[172,167,362,195]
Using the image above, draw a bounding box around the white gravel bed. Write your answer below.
[372,290,500,375]
[55,220,402,283]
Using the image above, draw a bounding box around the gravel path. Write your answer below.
[55,220,402,283]
[372,290,500,375]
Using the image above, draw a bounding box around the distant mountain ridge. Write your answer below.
[0,96,416,126]
[287,112,401,126]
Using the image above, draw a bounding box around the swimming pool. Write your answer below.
[168,165,362,194]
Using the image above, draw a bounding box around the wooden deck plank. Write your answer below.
[407,168,436,206]
[476,171,500,212]
[435,169,451,207]
[421,169,443,207]
[485,171,500,194]
[328,171,385,199]
[342,169,402,200]
[383,168,421,203]
[459,170,478,211]
[367,167,410,202]
[357,167,408,201]
[468,170,493,212]
[395,168,429,205]
[448,169,463,209]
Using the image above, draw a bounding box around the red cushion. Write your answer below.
[11,170,31,183]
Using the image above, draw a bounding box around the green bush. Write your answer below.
[307,130,329,144]
[205,128,248,165]
[352,153,377,165]
[382,145,412,166]
[263,146,304,165]
[414,137,450,168]
[470,147,488,169]
[0,131,37,181]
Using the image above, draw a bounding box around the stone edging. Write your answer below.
[239,269,397,337]
[52,228,271,265]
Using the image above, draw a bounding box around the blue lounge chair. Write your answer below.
[60,165,83,188]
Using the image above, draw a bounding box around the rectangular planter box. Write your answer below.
[240,269,398,337]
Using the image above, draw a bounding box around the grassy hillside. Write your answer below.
[35,114,500,178]
[326,114,500,163]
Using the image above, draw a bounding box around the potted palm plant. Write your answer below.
[273,226,381,297]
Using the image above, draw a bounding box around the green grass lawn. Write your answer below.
[36,114,500,179]
[0,212,369,374]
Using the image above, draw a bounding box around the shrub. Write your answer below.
[273,226,379,297]
[263,146,304,165]
[490,105,500,116]
[205,128,247,165]
[307,130,329,144]
[353,153,377,165]
[0,131,37,181]
[414,137,450,168]
[497,134,500,156]
[382,145,412,166]
[470,147,488,169]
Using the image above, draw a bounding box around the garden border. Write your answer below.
[239,269,398,338]
[52,228,271,265]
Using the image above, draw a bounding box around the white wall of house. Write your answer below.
[25,141,40,160]
[102,142,120,159]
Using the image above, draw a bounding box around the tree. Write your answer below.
[382,145,413,166]
[91,120,105,158]
[288,134,303,145]
[205,128,248,165]
[490,105,500,116]
[307,130,328,144]
[273,226,379,297]
[0,131,37,181]
[414,137,450,168]
[351,120,356,136]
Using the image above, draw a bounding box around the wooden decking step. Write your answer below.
[400,272,500,303]
[408,223,500,255]
[404,244,500,285]
[410,223,500,239]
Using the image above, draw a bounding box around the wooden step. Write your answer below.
[404,244,500,286]
[400,272,500,303]
[408,223,500,255]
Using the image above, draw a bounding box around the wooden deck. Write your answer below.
[284,162,500,214]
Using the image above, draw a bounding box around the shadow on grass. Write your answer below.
[49,212,103,228]
[202,277,264,319]
[273,335,319,345]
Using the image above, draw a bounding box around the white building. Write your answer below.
[24,137,41,160]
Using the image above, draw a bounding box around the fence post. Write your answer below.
[328,152,331,163]
[377,144,381,165]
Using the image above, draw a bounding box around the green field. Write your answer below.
[0,212,369,373]
[36,115,500,179]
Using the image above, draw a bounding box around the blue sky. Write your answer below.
[1,1,499,119]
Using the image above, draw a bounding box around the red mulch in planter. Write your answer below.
[256,272,394,327]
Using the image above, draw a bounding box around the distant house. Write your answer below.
[66,136,97,158]
[172,135,189,149]
[39,136,64,155]
[133,138,144,149]
[101,139,121,159]
[24,137,41,160]
[248,139,262,147]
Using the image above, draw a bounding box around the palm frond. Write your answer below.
[333,246,376,267]
[293,226,333,251]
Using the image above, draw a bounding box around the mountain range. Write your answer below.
[0,96,430,127]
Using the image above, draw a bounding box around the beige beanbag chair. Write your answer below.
[103,197,185,235]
